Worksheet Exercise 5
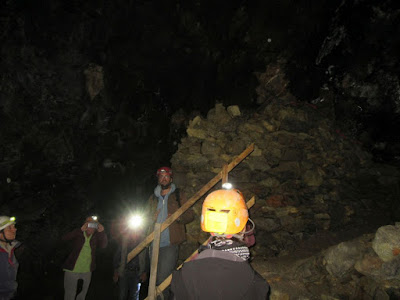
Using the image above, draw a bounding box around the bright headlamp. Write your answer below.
[128,214,143,229]
[222,182,233,190]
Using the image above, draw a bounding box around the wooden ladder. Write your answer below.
[126,143,255,300]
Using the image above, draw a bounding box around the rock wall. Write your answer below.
[171,99,400,257]
[256,224,400,299]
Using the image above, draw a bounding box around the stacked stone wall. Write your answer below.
[171,100,400,257]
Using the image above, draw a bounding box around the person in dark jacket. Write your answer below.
[171,189,270,300]
[62,216,108,300]
[113,215,149,300]
[147,166,194,299]
[0,216,20,300]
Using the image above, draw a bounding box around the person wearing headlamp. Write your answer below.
[62,215,108,300]
[147,166,194,300]
[0,216,20,300]
[113,214,149,300]
[170,189,270,300]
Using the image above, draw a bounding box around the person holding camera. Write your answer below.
[62,216,108,300]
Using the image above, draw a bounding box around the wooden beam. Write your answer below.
[246,196,255,210]
[145,196,256,299]
[147,223,161,300]
[222,164,228,184]
[127,143,255,263]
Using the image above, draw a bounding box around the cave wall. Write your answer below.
[171,98,400,257]
[1,0,400,294]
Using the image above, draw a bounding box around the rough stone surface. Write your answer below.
[372,224,400,262]
[172,100,400,259]
[324,240,364,278]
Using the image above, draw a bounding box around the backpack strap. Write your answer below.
[175,188,181,207]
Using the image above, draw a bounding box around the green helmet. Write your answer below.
[0,216,16,231]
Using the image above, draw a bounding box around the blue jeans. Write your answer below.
[151,244,178,300]
[119,271,140,300]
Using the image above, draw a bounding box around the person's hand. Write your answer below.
[113,271,119,283]
[140,272,147,283]
[97,223,104,232]
[81,222,88,232]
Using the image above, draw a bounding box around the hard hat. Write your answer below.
[0,216,16,231]
[201,189,248,235]
[156,167,173,177]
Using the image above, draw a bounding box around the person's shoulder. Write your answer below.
[95,230,107,236]
[174,187,186,195]
[252,271,270,296]
[179,257,204,273]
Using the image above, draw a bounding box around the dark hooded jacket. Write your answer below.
[147,187,194,245]
[171,248,270,300]
[0,240,21,299]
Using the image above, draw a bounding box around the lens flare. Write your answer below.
[128,214,143,229]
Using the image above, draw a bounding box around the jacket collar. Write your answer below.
[196,248,247,262]
[0,239,20,251]
[154,183,176,198]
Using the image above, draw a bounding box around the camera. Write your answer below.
[88,222,98,229]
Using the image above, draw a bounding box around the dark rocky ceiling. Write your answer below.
[1,0,399,211]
